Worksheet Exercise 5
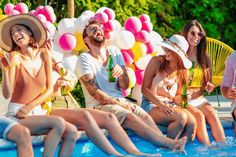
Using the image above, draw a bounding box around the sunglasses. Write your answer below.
[188,31,204,38]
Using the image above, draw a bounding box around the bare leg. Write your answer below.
[199,103,226,143]
[19,116,65,157]
[182,109,197,142]
[7,124,33,157]
[51,109,122,156]
[85,108,157,156]
[149,107,188,139]
[59,122,78,157]
[122,113,187,151]
[187,105,211,145]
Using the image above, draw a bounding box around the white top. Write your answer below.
[77,46,125,108]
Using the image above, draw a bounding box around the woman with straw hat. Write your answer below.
[0,14,78,157]
[141,34,197,142]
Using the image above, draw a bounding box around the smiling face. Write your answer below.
[85,23,105,47]
[186,25,203,48]
[10,24,32,48]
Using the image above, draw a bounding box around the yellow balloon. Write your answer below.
[126,67,136,88]
[73,32,86,51]
[0,14,8,21]
[151,50,158,57]
[131,42,147,62]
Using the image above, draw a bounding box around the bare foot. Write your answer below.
[172,136,187,153]
[131,151,161,156]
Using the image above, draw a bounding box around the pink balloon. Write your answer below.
[103,8,115,20]
[104,20,116,32]
[94,12,109,24]
[139,14,150,23]
[43,7,56,23]
[122,88,131,97]
[121,49,134,65]
[10,10,20,15]
[34,6,44,15]
[104,30,112,39]
[36,14,47,22]
[59,33,77,51]
[135,70,144,85]
[29,10,36,15]
[146,41,155,54]
[43,21,56,36]
[14,3,28,13]
[4,3,14,15]
[135,30,150,43]
[124,17,142,34]
[142,21,153,33]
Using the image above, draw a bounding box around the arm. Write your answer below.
[115,65,129,89]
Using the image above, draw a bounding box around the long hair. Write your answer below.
[181,20,210,85]
[158,53,189,86]
[11,24,38,51]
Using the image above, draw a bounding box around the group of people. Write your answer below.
[0,12,234,157]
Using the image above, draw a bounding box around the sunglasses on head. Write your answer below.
[188,31,204,38]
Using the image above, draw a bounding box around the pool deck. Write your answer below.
[0,85,234,145]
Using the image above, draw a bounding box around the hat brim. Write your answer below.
[0,14,47,51]
[157,40,192,69]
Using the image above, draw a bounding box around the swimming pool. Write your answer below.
[0,128,235,156]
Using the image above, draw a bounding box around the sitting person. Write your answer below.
[77,19,187,152]
[0,14,78,157]
[221,50,236,135]
[181,20,226,145]
[141,34,197,141]
[49,60,153,156]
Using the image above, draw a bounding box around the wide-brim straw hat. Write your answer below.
[158,34,192,69]
[0,14,47,51]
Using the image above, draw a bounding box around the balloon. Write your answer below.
[104,30,113,39]
[115,30,135,50]
[139,14,150,23]
[104,20,116,32]
[131,42,147,61]
[94,12,109,24]
[59,33,77,51]
[146,41,155,54]
[135,70,144,85]
[10,10,20,15]
[131,84,142,105]
[96,7,109,13]
[51,47,64,63]
[58,18,76,35]
[135,30,150,43]
[124,17,142,34]
[14,3,28,13]
[74,15,91,33]
[126,67,136,88]
[62,55,79,75]
[43,7,56,23]
[122,88,131,97]
[43,21,56,37]
[121,49,134,65]
[4,3,14,15]
[34,6,44,15]
[149,31,164,55]
[36,14,47,22]
[0,15,8,21]
[29,10,35,15]
[103,8,115,20]
[81,10,95,17]
[142,21,153,33]
[74,32,86,51]
[134,55,152,70]
[113,20,121,30]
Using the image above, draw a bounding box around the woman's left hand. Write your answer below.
[205,81,215,94]
[16,105,31,119]
[112,65,123,78]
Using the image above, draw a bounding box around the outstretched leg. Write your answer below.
[51,109,123,156]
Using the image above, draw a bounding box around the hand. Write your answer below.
[0,52,11,70]
[173,95,182,104]
[112,65,123,78]
[205,82,215,94]
[44,40,53,52]
[158,103,174,116]
[16,105,31,119]
[227,88,236,99]
[57,79,69,87]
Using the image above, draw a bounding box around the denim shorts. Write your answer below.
[141,96,156,113]
[0,116,18,140]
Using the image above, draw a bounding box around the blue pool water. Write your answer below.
[0,128,235,157]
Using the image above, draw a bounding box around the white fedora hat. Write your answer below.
[158,34,192,69]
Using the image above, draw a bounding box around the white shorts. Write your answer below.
[188,96,209,108]
[6,102,47,121]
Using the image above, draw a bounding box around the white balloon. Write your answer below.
[81,10,95,17]
[58,18,76,35]
[74,15,91,33]
[113,20,121,30]
[150,31,165,55]
[96,7,109,13]
[131,84,143,105]
[62,55,79,75]
[135,55,152,70]
[51,46,64,63]
[115,30,135,50]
